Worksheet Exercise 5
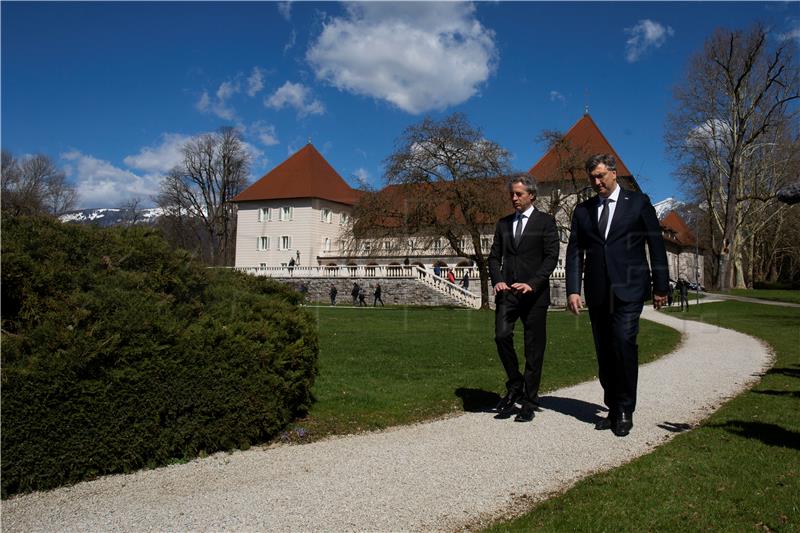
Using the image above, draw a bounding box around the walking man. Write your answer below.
[329,284,338,306]
[566,154,669,437]
[489,173,559,422]
[373,283,384,306]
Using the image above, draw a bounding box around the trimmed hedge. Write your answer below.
[1,216,318,497]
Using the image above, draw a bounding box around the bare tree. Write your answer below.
[666,24,799,290]
[157,128,250,265]
[1,150,77,216]
[350,113,512,308]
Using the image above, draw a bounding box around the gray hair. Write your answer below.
[507,173,538,197]
[585,154,617,173]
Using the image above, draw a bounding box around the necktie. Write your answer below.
[514,213,524,245]
[598,198,609,238]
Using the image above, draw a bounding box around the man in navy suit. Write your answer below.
[566,154,668,437]
[489,174,560,422]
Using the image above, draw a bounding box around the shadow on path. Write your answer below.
[538,395,606,424]
[455,388,501,413]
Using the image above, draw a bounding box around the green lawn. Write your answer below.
[718,288,800,305]
[484,301,800,532]
[283,306,680,442]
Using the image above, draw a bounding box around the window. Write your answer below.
[481,237,491,252]
[362,240,371,252]
[259,263,267,269]
[458,238,469,252]
[323,237,331,252]
[257,236,270,251]
[407,238,416,251]
[433,238,444,253]
[279,206,293,221]
[384,241,392,252]
[280,235,292,250]
[321,208,332,223]
[340,213,349,226]
[258,208,271,222]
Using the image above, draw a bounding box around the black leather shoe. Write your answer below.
[514,403,535,422]
[595,414,615,431]
[612,413,633,437]
[495,393,519,416]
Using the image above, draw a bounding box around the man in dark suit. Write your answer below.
[566,154,669,437]
[489,174,560,422]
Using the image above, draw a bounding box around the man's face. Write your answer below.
[510,182,533,212]
[588,163,618,198]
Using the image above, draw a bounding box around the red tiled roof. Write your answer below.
[234,143,359,205]
[528,114,634,182]
[660,211,697,247]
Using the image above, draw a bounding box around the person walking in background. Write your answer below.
[373,283,384,306]
[433,263,442,280]
[461,271,470,291]
[667,280,675,307]
[566,154,669,437]
[358,286,367,307]
[489,173,559,423]
[351,282,360,305]
[678,278,689,311]
[447,269,456,284]
[329,284,338,306]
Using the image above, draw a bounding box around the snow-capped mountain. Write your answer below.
[59,207,164,227]
[653,197,685,219]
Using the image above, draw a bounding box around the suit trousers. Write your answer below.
[588,292,644,415]
[494,291,547,406]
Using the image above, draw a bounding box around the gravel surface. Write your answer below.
[3,306,774,532]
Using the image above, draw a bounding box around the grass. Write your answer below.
[718,288,800,305]
[284,306,680,442]
[484,301,800,532]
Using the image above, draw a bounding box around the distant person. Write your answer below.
[461,271,470,290]
[447,269,456,284]
[358,286,367,307]
[329,284,338,306]
[489,173,559,423]
[433,264,442,278]
[678,278,689,311]
[373,283,384,306]
[566,154,669,437]
[667,281,675,307]
[288,257,295,276]
[351,282,360,305]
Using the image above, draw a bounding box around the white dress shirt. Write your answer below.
[598,185,621,239]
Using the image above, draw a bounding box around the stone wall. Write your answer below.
[278,276,569,309]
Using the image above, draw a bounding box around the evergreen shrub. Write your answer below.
[1,215,318,497]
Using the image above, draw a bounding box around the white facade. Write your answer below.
[235,198,353,269]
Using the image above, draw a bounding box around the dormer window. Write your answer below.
[258,207,271,222]
[340,213,349,226]
[321,208,332,223]
[279,207,293,221]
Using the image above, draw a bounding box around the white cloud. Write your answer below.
[123,133,191,174]
[278,1,292,21]
[250,121,279,146]
[778,26,800,42]
[247,67,265,97]
[196,91,211,112]
[284,29,297,54]
[265,81,325,117]
[61,150,161,209]
[353,167,370,188]
[550,90,566,103]
[306,2,497,114]
[625,19,674,63]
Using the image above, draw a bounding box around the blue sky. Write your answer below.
[2,1,798,209]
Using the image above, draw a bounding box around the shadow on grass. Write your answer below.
[455,388,501,412]
[538,396,606,424]
[711,420,800,450]
[765,364,800,379]
[753,389,800,398]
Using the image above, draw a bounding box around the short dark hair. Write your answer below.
[507,173,538,197]
[585,154,617,174]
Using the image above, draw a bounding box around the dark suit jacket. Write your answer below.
[565,188,669,305]
[489,209,560,307]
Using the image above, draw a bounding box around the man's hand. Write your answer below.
[494,282,510,292]
[567,293,583,316]
[653,293,668,310]
[510,282,533,294]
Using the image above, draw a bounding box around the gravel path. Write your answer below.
[3,306,774,532]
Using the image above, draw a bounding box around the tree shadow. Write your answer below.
[711,420,800,450]
[454,388,501,413]
[765,364,800,379]
[753,389,800,398]
[538,395,607,424]
[657,422,693,433]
